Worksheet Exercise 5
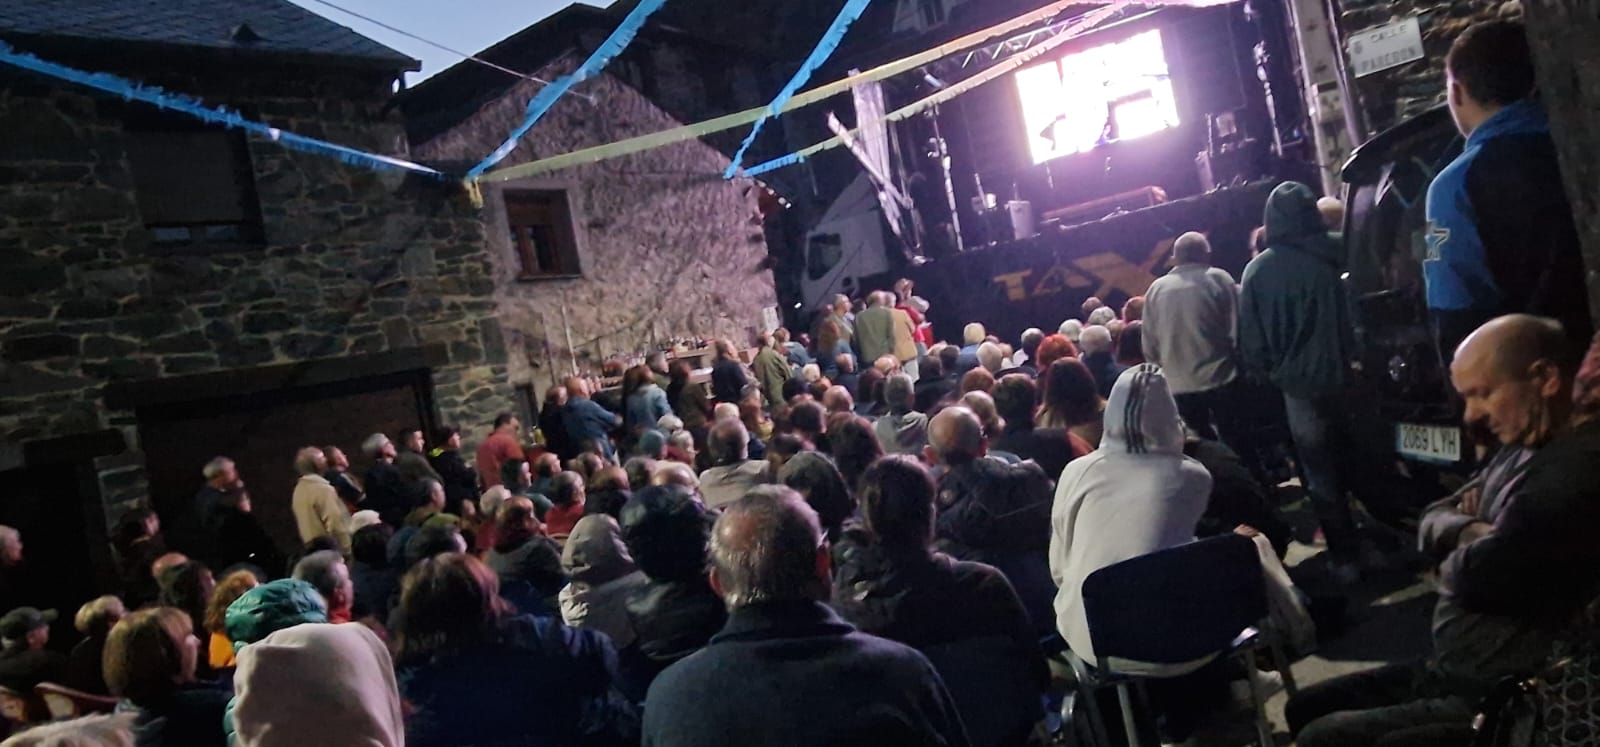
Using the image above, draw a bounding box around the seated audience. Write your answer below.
[1013,328,1045,377]
[1087,306,1117,327]
[976,341,1005,375]
[855,368,887,418]
[664,431,697,466]
[926,407,1056,637]
[1035,333,1077,371]
[834,456,1046,747]
[643,488,968,747]
[402,525,468,572]
[1123,295,1145,322]
[1116,320,1145,366]
[778,451,856,540]
[959,367,995,396]
[544,472,587,539]
[833,355,861,401]
[486,498,565,602]
[914,354,958,413]
[222,579,329,656]
[650,462,700,490]
[392,554,638,747]
[960,391,1006,444]
[991,374,1085,479]
[585,466,633,519]
[822,384,855,416]
[403,479,450,528]
[292,551,355,625]
[697,419,771,509]
[1289,315,1593,747]
[618,486,727,688]
[765,433,808,475]
[501,459,553,520]
[0,607,67,694]
[875,374,929,456]
[203,570,259,671]
[472,487,509,554]
[67,596,125,695]
[230,623,403,747]
[1058,320,1084,346]
[1038,358,1107,448]
[560,515,650,649]
[622,458,657,497]
[1078,325,1126,398]
[427,426,479,515]
[156,562,215,675]
[1080,297,1105,322]
[827,414,883,494]
[1050,364,1218,740]
[104,608,229,747]
[957,323,986,373]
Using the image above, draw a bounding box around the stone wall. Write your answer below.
[1338,0,1523,134]
[0,62,513,522]
[411,55,778,394]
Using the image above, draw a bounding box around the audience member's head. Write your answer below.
[884,373,916,414]
[962,323,986,346]
[937,345,960,376]
[926,406,986,467]
[74,595,126,640]
[157,561,215,634]
[766,433,808,475]
[433,426,463,453]
[1019,328,1045,361]
[620,485,713,583]
[231,622,404,747]
[835,353,857,376]
[493,412,520,435]
[1106,318,1125,342]
[636,430,668,461]
[709,488,829,609]
[826,415,882,492]
[858,368,887,407]
[223,579,328,651]
[789,399,827,439]
[1042,358,1103,425]
[1087,307,1117,327]
[295,446,329,476]
[778,452,855,539]
[0,526,21,569]
[1446,19,1535,137]
[976,342,1004,373]
[1058,319,1084,344]
[568,453,605,480]
[150,552,188,580]
[821,386,854,415]
[393,553,511,665]
[396,428,425,455]
[857,455,938,552]
[651,461,700,489]
[1122,296,1145,323]
[707,419,752,467]
[993,375,1039,432]
[496,497,541,546]
[204,570,260,638]
[1173,231,1212,265]
[360,433,395,462]
[872,356,898,377]
[561,515,637,589]
[203,456,239,490]
[622,457,657,494]
[1453,314,1576,448]
[920,353,945,382]
[405,525,467,570]
[959,367,995,395]
[551,471,586,508]
[0,607,52,651]
[960,391,1005,438]
[103,608,197,707]
[1116,321,1145,365]
[1079,325,1114,355]
[292,551,354,621]
[1080,297,1105,321]
[501,459,532,491]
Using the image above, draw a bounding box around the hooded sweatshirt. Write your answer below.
[1049,364,1211,676]
[874,408,930,456]
[232,623,404,747]
[559,515,650,648]
[1238,181,1355,400]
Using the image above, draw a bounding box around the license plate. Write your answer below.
[1396,423,1461,463]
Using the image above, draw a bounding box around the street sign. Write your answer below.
[1347,16,1425,78]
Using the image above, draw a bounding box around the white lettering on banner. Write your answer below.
[1347,16,1426,78]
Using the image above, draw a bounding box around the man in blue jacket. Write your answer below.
[1425,19,1591,358]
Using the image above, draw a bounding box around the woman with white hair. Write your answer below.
[1058,319,1084,344]
[957,323,987,373]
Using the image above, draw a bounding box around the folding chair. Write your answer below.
[1061,534,1297,747]
[35,682,118,720]
[0,685,44,731]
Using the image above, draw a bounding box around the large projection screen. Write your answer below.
[1016,29,1181,165]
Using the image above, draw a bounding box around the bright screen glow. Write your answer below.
[1016,29,1180,165]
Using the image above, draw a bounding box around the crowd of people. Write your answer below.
[0,18,1594,747]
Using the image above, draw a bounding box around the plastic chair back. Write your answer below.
[0,686,40,726]
[36,682,118,720]
[1081,534,1265,665]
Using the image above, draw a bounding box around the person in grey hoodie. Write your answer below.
[559,515,650,648]
[874,374,930,456]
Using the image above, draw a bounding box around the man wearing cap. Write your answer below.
[0,607,67,693]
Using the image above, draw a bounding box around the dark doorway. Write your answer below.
[137,369,437,567]
[0,462,106,649]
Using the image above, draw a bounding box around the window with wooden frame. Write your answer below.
[503,189,582,280]
[124,112,264,249]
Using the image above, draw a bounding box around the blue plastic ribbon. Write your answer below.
[724,0,875,179]
[0,40,442,177]
[466,0,670,179]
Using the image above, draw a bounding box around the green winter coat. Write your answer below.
[1238,182,1356,400]
[752,346,792,407]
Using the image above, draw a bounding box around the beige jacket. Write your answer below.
[891,308,918,362]
[292,474,350,552]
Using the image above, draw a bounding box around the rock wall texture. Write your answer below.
[0,64,513,522]
[1338,0,1523,134]
[411,55,777,394]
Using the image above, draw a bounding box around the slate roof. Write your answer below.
[0,0,417,70]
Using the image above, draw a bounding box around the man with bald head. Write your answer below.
[1143,231,1256,461]
[291,446,350,553]
[561,375,621,462]
[925,407,1057,636]
[1289,314,1599,747]
[642,487,970,747]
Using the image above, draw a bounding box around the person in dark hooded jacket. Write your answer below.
[427,426,480,516]
[1239,181,1366,577]
[833,456,1045,747]
[616,485,726,699]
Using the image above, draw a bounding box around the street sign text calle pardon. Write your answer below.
[1347,16,1425,78]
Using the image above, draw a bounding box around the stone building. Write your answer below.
[401,5,779,401]
[0,0,513,597]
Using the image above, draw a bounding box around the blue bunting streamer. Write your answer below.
[466,0,671,179]
[0,40,442,177]
[724,0,875,179]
